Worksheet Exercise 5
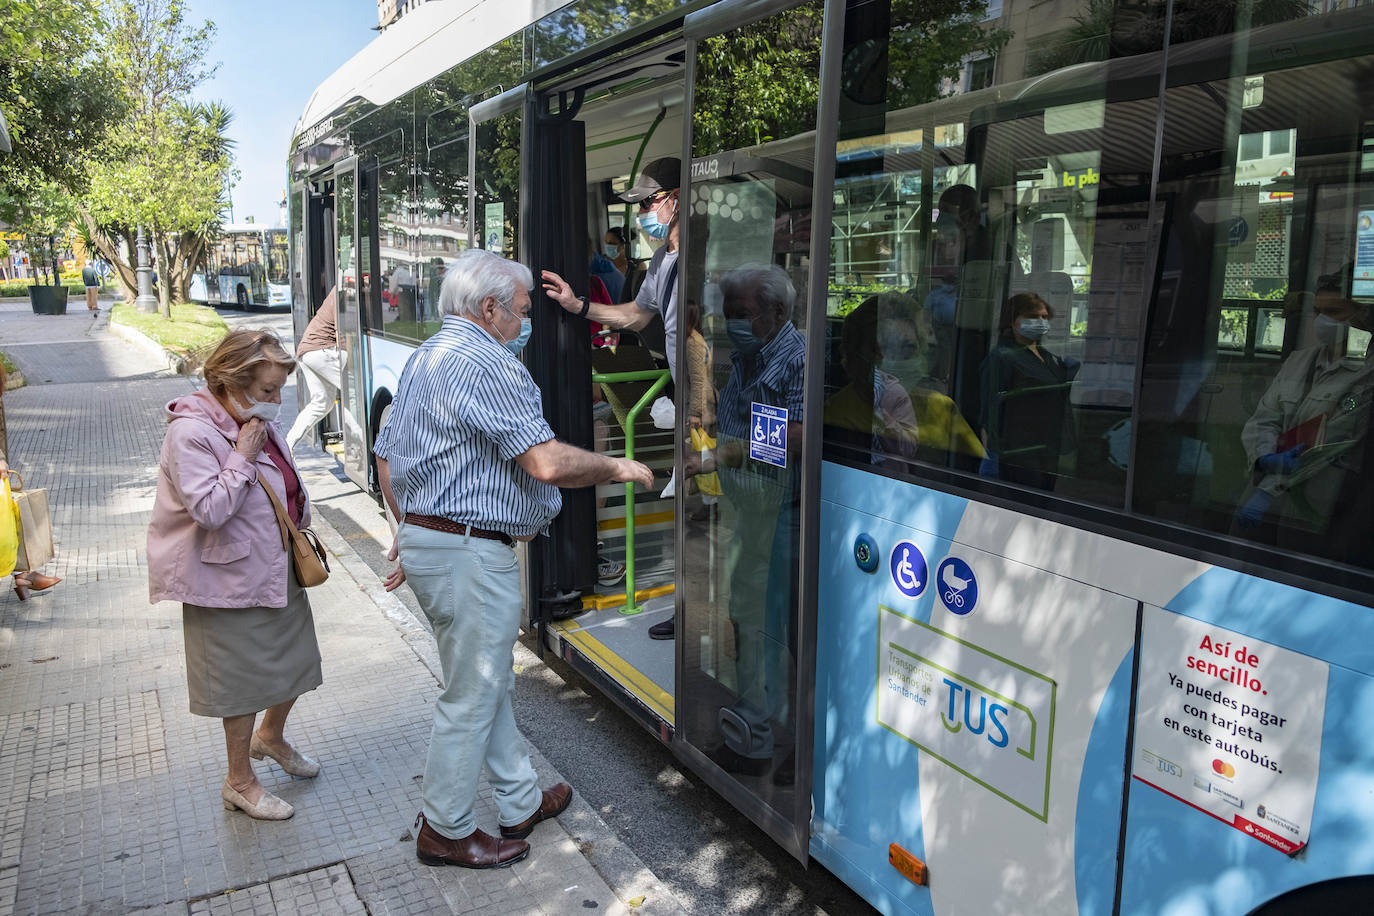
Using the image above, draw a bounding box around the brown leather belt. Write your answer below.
[404,514,514,546]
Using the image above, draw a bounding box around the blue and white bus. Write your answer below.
[290,2,1374,913]
[189,223,292,309]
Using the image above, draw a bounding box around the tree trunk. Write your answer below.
[77,209,138,303]
[155,233,173,319]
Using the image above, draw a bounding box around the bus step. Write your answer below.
[581,583,675,611]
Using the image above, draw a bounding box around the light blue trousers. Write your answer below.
[399,523,542,839]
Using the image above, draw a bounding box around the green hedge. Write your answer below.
[0,279,87,296]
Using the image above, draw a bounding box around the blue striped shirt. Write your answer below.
[373,316,561,537]
[718,322,806,492]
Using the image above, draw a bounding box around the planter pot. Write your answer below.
[28,286,69,315]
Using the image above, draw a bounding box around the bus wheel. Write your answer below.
[237,285,249,309]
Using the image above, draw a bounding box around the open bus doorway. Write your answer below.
[525,46,687,739]
[293,174,344,451]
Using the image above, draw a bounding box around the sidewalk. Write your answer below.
[0,302,681,916]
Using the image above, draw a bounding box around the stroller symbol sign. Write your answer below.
[749,402,788,468]
[936,556,978,615]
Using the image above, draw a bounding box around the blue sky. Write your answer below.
[188,1,376,226]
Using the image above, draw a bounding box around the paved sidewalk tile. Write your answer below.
[0,309,667,915]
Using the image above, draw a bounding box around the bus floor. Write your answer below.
[548,591,676,738]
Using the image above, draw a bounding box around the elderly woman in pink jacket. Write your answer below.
[148,329,323,820]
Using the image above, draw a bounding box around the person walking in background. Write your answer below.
[374,249,653,869]
[0,370,61,600]
[81,260,100,311]
[147,330,324,821]
[285,286,343,450]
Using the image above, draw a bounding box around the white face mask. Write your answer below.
[1314,313,1349,347]
[236,393,280,422]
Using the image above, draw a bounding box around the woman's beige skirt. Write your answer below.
[182,566,323,717]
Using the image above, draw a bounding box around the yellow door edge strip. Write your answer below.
[596,510,676,532]
[581,583,676,611]
[552,622,675,723]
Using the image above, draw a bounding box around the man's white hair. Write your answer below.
[438,248,534,318]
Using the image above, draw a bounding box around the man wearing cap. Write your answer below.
[542,156,682,381]
[541,156,684,639]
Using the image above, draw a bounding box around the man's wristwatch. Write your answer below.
[577,295,590,318]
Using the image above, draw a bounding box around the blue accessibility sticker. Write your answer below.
[749,402,788,468]
[936,556,977,615]
[889,540,928,599]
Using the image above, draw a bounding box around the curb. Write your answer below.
[106,316,192,375]
[308,490,688,916]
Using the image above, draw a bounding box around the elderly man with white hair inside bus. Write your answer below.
[374,248,653,870]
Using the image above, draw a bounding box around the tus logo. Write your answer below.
[878,606,1057,821]
[939,677,1037,759]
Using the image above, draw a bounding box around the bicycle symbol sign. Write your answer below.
[889,540,928,599]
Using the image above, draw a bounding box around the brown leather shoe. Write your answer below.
[414,813,528,869]
[500,783,573,840]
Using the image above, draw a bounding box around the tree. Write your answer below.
[0,0,126,205]
[10,180,77,285]
[81,0,232,317]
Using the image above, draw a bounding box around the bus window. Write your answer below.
[1134,4,1374,571]
[679,0,822,840]
[822,0,1162,508]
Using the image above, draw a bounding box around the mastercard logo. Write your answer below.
[1212,759,1236,778]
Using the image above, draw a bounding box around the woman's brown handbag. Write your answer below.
[259,479,330,587]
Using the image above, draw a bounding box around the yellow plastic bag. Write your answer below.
[689,427,723,496]
[0,472,19,578]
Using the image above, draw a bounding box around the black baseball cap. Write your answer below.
[617,157,681,203]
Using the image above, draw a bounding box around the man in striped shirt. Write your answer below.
[374,249,653,870]
[687,265,805,783]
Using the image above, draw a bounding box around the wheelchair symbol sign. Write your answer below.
[936,557,978,615]
[889,540,928,599]
[749,402,788,468]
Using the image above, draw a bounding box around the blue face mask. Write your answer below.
[1017,317,1050,341]
[638,210,670,240]
[605,244,620,259]
[726,318,764,356]
[499,305,532,355]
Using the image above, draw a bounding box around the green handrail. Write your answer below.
[591,368,671,614]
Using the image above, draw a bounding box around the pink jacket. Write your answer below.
[147,387,312,608]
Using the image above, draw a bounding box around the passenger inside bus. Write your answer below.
[978,292,1076,492]
[822,295,920,472]
[1235,271,1374,546]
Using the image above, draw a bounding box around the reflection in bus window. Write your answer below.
[822,0,1158,508]
[1134,4,1374,571]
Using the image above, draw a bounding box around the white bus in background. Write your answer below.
[190,223,292,309]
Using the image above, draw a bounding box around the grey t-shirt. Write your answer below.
[635,246,679,381]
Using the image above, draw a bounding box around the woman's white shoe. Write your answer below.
[221,779,294,820]
[249,734,321,778]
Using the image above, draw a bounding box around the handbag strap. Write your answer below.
[258,478,293,552]
[3,469,21,490]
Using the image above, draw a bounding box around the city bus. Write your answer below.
[289,1,1374,913]
[189,223,292,309]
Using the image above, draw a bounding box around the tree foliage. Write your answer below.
[81,0,232,316]
[0,0,126,204]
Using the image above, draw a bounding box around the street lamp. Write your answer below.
[134,226,158,313]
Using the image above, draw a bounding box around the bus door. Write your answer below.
[518,83,600,646]
[333,156,371,489]
[672,2,826,862]
[523,43,688,734]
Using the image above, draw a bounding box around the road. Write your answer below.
[236,305,876,916]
